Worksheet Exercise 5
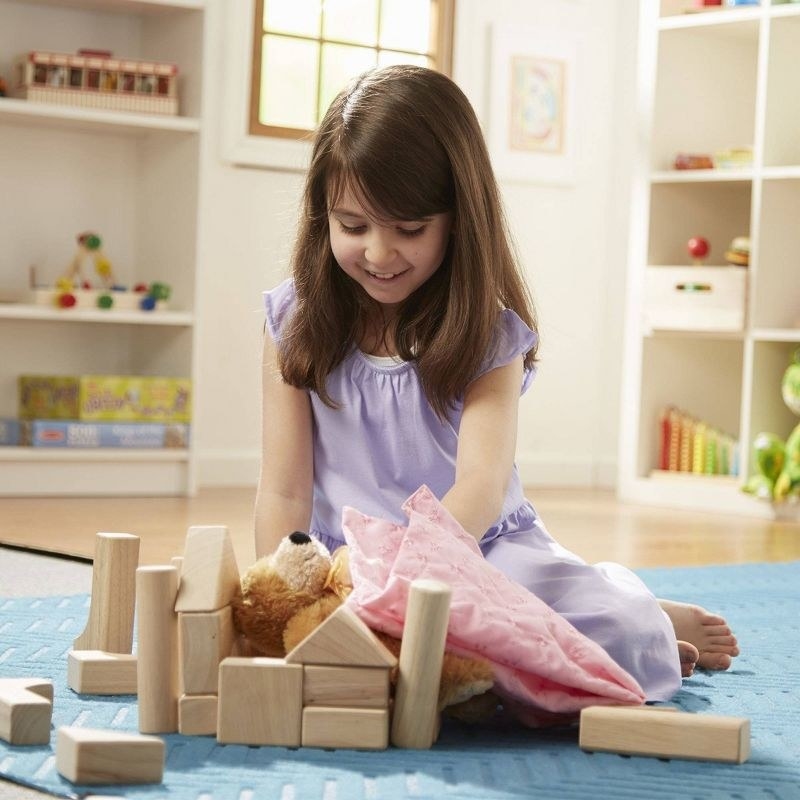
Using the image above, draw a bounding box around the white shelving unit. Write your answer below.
[0,0,207,496]
[619,0,800,519]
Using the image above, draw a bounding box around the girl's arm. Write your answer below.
[254,331,314,558]
[441,356,524,542]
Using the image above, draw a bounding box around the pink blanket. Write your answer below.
[342,486,646,719]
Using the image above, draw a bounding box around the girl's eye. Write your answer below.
[398,226,426,238]
[338,222,366,235]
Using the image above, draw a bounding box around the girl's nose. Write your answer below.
[364,232,396,266]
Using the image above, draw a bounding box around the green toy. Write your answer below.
[744,348,800,503]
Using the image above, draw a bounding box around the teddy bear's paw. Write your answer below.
[437,651,494,710]
[444,691,502,724]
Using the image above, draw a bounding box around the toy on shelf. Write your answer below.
[714,146,753,169]
[12,50,178,116]
[674,153,714,170]
[63,232,115,289]
[743,349,800,505]
[724,236,750,267]
[12,233,173,312]
[687,236,710,266]
[657,406,738,477]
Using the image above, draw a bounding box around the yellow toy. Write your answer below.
[63,232,115,289]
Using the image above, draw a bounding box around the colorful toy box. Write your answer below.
[20,420,190,448]
[18,375,192,423]
[0,418,21,446]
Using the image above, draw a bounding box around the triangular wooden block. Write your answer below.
[174,525,240,612]
[286,605,397,667]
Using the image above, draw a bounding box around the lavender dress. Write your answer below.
[265,279,682,701]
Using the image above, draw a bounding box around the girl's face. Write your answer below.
[328,187,453,309]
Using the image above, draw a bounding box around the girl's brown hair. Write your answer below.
[279,65,538,418]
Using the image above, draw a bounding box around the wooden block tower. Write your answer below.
[174,525,240,736]
[217,604,397,750]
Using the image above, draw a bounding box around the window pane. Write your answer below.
[377,50,430,69]
[379,0,431,53]
[322,0,378,47]
[319,43,377,121]
[263,0,320,38]
[260,35,319,129]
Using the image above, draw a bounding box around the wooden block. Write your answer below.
[391,579,451,749]
[579,705,750,763]
[174,525,240,612]
[0,678,53,745]
[303,665,389,708]
[179,607,235,694]
[179,694,218,736]
[56,726,164,784]
[286,605,397,667]
[217,657,303,746]
[302,707,389,750]
[136,565,179,733]
[74,532,140,654]
[67,650,137,695]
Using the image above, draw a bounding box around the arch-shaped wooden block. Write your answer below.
[73,532,140,654]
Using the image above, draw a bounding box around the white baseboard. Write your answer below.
[197,449,618,491]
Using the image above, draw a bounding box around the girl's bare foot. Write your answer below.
[660,600,740,670]
[677,640,699,677]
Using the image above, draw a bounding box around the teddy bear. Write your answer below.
[231,531,496,718]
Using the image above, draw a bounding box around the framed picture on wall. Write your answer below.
[487,24,579,185]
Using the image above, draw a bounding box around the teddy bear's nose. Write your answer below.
[289,531,312,545]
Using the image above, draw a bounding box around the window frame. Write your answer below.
[248,0,455,140]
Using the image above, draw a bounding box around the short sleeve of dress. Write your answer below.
[263,278,296,343]
[474,309,539,395]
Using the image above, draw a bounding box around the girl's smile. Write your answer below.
[329,187,452,308]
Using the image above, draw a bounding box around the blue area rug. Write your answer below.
[1,561,799,800]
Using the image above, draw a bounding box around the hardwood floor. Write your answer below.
[1,486,799,570]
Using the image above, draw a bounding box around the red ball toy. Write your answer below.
[687,236,710,261]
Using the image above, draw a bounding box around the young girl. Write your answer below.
[255,65,738,701]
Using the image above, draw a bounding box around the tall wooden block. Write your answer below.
[179,694,218,736]
[217,657,303,746]
[67,650,137,695]
[286,605,396,667]
[579,706,751,763]
[179,607,235,695]
[136,565,179,734]
[0,678,53,745]
[303,665,389,708]
[302,707,389,750]
[73,532,140,654]
[56,726,164,784]
[174,525,240,612]
[391,579,451,749]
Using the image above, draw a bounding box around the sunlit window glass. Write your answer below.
[323,0,378,47]
[250,0,452,138]
[379,0,431,53]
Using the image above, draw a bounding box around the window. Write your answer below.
[249,0,454,139]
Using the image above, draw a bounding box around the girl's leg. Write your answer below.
[482,522,683,701]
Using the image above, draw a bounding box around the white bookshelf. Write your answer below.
[0,0,207,496]
[619,0,800,519]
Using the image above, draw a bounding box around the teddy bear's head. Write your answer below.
[231,531,333,656]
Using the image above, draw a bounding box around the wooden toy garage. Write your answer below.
[12,50,178,116]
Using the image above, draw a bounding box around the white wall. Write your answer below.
[193,0,640,491]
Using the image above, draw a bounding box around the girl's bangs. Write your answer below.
[325,150,450,223]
